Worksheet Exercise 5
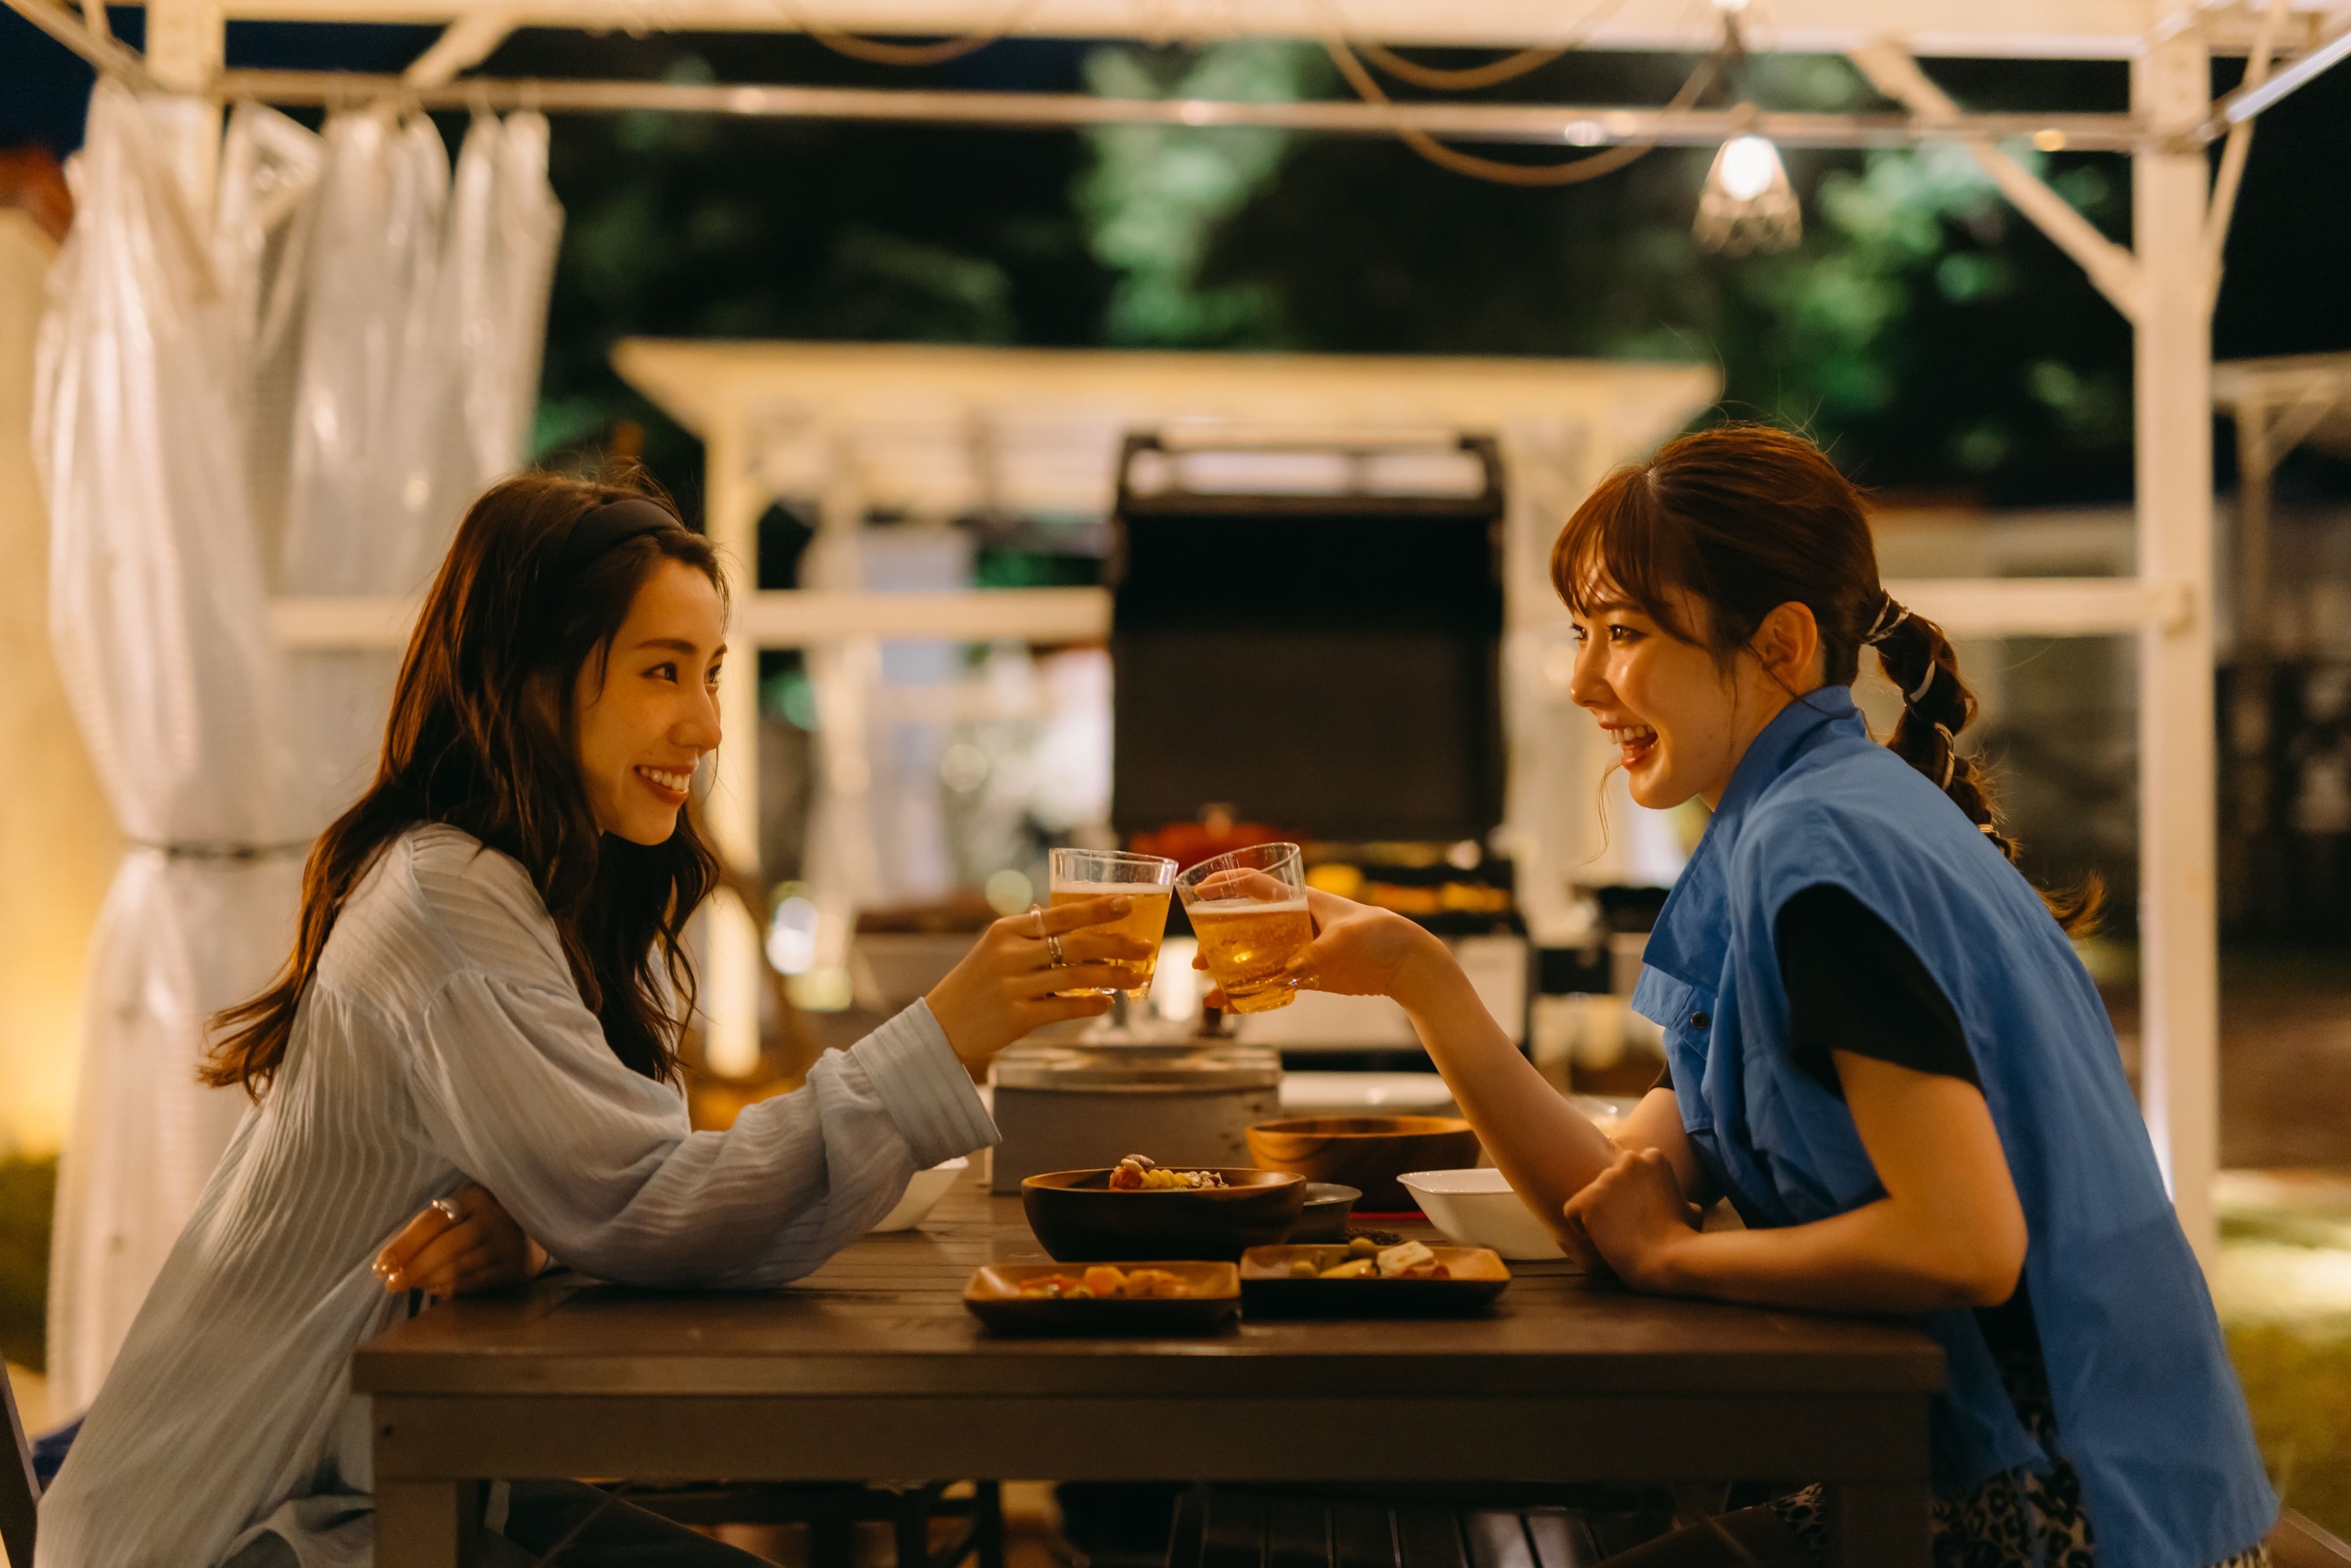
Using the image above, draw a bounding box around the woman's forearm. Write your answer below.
[1389,942,1619,1234]
[1648,1197,2021,1315]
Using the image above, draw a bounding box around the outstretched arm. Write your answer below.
[404,897,1148,1291]
[1284,890,1708,1249]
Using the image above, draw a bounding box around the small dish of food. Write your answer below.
[964,1260,1241,1334]
[1239,1238,1510,1317]
[1107,1155,1227,1190]
[1022,1157,1305,1262]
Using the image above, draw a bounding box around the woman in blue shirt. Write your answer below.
[1284,425,2274,1567]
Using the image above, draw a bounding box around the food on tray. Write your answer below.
[1014,1264,1196,1300]
[1276,1239,1453,1280]
[1375,1239,1440,1277]
[1107,1154,1228,1191]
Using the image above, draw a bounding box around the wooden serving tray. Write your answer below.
[1238,1245,1510,1317]
[963,1260,1241,1335]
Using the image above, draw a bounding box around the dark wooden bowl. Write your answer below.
[1244,1116,1482,1212]
[1020,1169,1306,1262]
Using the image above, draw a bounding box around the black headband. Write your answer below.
[551,496,677,586]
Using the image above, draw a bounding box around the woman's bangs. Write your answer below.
[1550,469,1696,641]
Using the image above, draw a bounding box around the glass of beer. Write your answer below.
[1048,848,1178,1001]
[1175,842,1313,1014]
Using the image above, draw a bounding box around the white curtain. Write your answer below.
[35,84,308,1416]
[35,86,561,1413]
[279,108,560,826]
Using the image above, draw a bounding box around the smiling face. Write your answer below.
[1567,584,1823,811]
[571,557,726,845]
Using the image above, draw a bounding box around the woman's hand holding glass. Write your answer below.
[924,895,1148,1065]
[1273,887,1454,1002]
[1187,884,1452,1009]
[374,1182,546,1298]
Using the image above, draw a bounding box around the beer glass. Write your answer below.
[1048,848,1178,1000]
[1175,842,1313,1014]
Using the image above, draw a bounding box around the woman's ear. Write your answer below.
[1754,601,1823,690]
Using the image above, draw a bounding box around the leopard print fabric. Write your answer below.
[1764,1334,2272,1568]
[1765,1475,2269,1568]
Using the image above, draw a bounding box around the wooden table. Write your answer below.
[356,1177,1943,1567]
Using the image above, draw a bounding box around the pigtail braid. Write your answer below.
[1871,601,2102,935]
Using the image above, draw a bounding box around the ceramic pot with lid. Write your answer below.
[988,1042,1282,1193]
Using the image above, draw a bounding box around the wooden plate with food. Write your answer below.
[1239,1239,1510,1317]
[1021,1157,1305,1262]
[964,1260,1241,1335]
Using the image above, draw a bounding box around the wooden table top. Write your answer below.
[352,1175,1943,1402]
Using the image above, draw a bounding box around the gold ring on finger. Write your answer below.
[1046,932,1066,965]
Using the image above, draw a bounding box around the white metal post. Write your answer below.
[703,412,766,1077]
[2132,31,2221,1264]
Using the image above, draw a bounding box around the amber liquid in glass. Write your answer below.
[1187,899,1313,1012]
[1049,884,1172,1000]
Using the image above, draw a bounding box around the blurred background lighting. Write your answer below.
[765,895,820,975]
[984,868,1035,915]
[1694,134,1801,254]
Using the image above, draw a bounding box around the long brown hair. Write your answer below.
[1551,422,2100,935]
[205,471,727,1096]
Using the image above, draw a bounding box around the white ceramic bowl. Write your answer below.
[1399,1167,1566,1261]
[871,1157,970,1233]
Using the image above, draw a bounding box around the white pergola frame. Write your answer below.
[21,0,2351,1264]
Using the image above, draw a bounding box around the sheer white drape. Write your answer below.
[34,86,561,1413]
[35,84,308,1416]
[279,108,560,826]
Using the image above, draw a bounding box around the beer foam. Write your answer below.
[1188,897,1309,916]
[1051,880,1172,896]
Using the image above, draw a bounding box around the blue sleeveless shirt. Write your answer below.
[1628,690,2273,1568]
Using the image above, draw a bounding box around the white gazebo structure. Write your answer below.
[603,342,1724,1078]
[17,0,2351,1264]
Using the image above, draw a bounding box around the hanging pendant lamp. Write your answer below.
[1694,129,1801,254]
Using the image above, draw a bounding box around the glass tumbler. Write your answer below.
[1047,848,1177,1000]
[1175,842,1313,1014]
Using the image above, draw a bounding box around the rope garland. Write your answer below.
[1343,0,1632,90]
[762,0,1045,68]
[1319,34,1721,188]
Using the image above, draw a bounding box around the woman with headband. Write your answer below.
[37,473,1147,1568]
[1267,426,2273,1567]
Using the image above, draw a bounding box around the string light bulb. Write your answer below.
[1694,132,1801,254]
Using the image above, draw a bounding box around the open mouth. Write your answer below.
[1605,724,1658,770]
[634,764,693,804]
